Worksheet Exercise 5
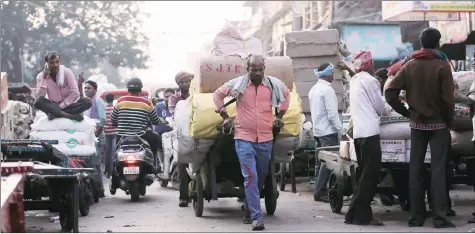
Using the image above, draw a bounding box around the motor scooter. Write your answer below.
[156,128,179,190]
[110,136,156,201]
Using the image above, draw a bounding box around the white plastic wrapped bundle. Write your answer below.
[30,130,97,145]
[32,111,96,133]
[174,98,214,164]
[30,111,97,156]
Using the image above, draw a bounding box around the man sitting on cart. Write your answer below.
[111,77,162,163]
[34,51,92,121]
[213,55,291,231]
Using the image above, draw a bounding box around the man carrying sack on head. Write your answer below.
[213,55,291,231]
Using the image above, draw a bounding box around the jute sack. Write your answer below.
[189,90,303,138]
[196,56,295,93]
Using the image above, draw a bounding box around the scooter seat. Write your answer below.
[119,136,150,148]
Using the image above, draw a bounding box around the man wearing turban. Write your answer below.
[345,50,387,226]
[169,71,194,208]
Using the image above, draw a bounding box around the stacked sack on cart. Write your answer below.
[346,111,416,163]
[171,61,304,175]
[29,111,98,159]
[451,71,475,157]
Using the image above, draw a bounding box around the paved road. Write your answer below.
[25,179,475,232]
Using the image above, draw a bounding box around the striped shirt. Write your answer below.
[104,104,117,135]
[111,95,160,136]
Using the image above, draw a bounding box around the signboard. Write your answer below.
[341,24,414,61]
[382,1,474,21]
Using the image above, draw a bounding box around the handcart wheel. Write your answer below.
[290,159,297,194]
[264,174,277,215]
[192,174,204,217]
[328,172,344,214]
[78,182,92,216]
[59,185,79,232]
[279,163,287,191]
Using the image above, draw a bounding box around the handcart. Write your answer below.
[187,131,279,217]
[1,161,34,233]
[317,145,413,214]
[1,139,97,232]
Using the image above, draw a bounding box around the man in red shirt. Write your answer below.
[168,71,193,207]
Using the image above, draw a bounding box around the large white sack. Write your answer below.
[30,130,97,146]
[31,112,96,133]
[174,98,214,164]
[380,111,409,124]
[209,24,263,57]
[53,143,96,157]
[451,130,475,156]
[379,122,411,140]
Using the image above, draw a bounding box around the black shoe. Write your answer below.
[345,219,383,226]
[314,195,330,203]
[433,219,455,228]
[446,209,456,217]
[408,217,425,227]
[99,190,106,198]
[178,199,189,207]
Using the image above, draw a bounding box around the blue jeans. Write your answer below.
[104,134,117,176]
[235,139,273,222]
[95,135,105,189]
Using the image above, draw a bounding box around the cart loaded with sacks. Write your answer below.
[1,139,97,232]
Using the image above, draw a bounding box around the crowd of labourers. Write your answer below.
[30,26,474,231]
[310,27,473,229]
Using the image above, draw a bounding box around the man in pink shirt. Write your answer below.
[213,55,290,231]
[34,51,92,121]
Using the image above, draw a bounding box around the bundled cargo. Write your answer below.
[285,29,346,113]
[173,98,214,165]
[189,90,303,138]
[379,112,411,140]
[453,103,472,131]
[349,140,406,163]
[451,130,475,156]
[196,56,294,93]
[174,91,304,166]
[284,29,340,58]
[30,111,97,156]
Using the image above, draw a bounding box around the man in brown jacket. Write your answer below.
[385,27,455,228]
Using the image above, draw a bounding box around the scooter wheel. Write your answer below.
[130,183,140,202]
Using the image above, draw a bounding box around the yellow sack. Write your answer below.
[189,88,303,138]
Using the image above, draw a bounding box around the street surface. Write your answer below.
[26,178,475,232]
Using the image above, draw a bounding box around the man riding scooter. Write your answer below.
[110,77,162,199]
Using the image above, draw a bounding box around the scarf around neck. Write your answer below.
[89,94,98,119]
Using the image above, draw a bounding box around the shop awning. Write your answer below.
[382,1,475,22]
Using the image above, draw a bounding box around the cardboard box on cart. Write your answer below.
[349,140,406,163]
